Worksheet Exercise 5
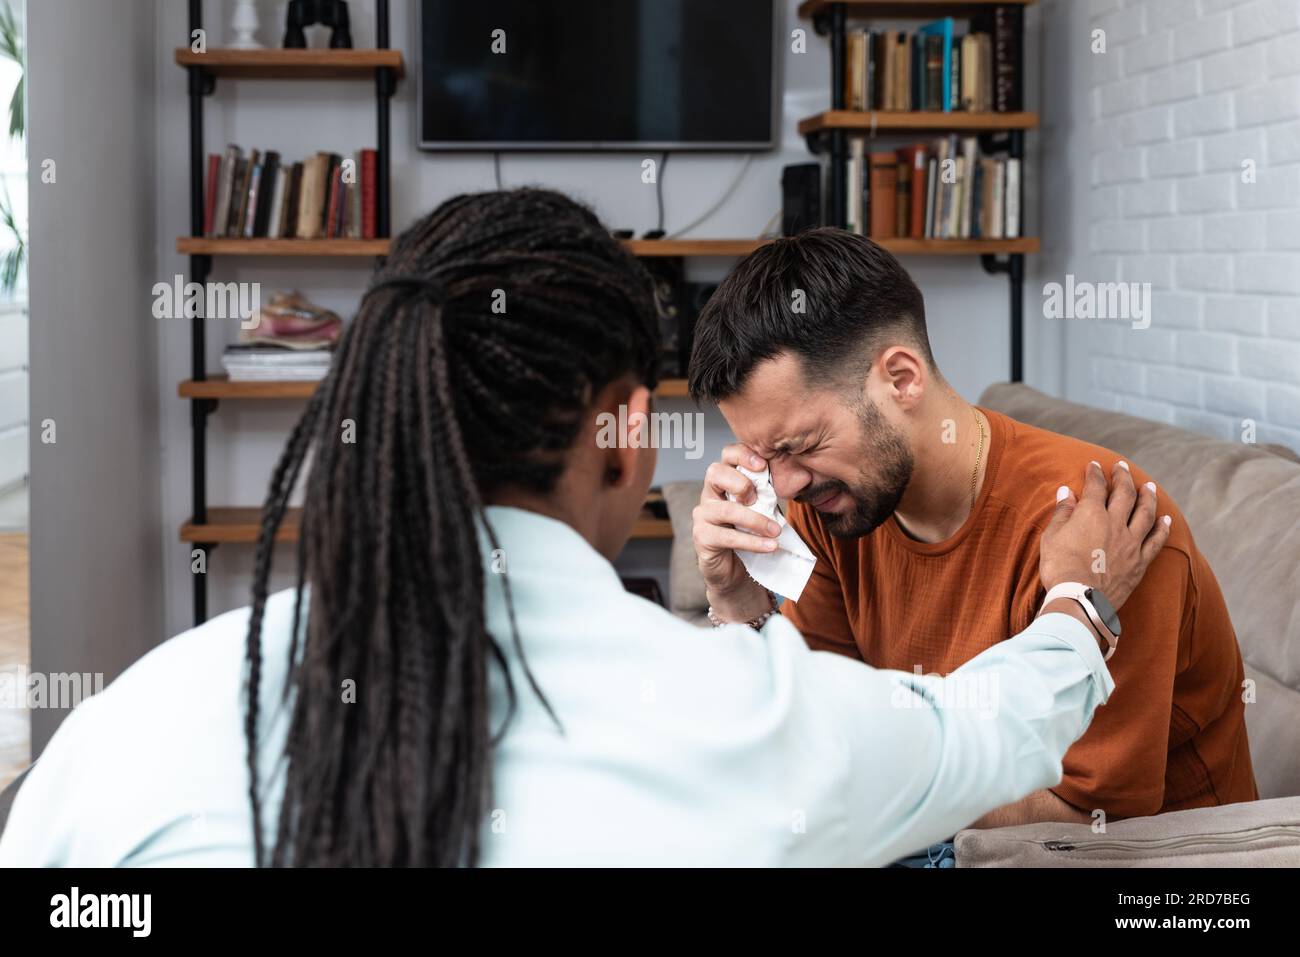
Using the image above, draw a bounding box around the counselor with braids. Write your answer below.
[0,190,1171,867]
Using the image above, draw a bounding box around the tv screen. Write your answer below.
[418,0,778,150]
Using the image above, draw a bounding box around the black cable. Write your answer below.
[656,151,669,233]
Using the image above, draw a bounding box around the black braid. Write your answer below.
[243,189,659,867]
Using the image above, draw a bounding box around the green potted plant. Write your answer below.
[0,1,24,296]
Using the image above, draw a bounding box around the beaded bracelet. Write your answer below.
[707,589,779,629]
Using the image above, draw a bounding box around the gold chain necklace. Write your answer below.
[970,409,986,511]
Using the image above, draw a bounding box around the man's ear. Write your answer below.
[877,345,927,411]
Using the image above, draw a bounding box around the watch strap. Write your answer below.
[1040,582,1119,662]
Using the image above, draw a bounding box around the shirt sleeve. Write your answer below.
[775,611,1115,866]
[0,696,107,866]
[1049,546,1194,818]
[779,501,861,659]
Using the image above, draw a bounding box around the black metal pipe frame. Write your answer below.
[828,3,847,229]
[982,128,1028,383]
[188,0,214,625]
[376,0,392,238]
[1008,130,1025,383]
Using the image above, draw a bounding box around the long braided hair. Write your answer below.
[243,189,660,867]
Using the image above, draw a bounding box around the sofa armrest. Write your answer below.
[661,481,710,624]
[955,796,1300,867]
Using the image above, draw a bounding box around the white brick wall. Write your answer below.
[1084,0,1300,451]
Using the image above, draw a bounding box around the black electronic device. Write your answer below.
[284,0,353,49]
[418,0,779,151]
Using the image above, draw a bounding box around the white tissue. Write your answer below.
[727,465,818,601]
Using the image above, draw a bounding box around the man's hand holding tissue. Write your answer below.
[693,443,789,624]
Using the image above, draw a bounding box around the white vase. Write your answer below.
[229,0,262,50]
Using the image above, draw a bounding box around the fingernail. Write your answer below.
[768,521,781,536]
[1090,460,1101,470]
[1056,485,1070,502]
[1162,515,1172,526]
[1145,481,1157,493]
[1117,460,1130,471]
[765,539,778,550]
[751,456,763,468]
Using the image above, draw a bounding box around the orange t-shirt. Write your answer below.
[782,408,1257,819]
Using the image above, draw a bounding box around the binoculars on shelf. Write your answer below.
[283,0,353,49]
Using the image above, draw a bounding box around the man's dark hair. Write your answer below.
[688,228,934,404]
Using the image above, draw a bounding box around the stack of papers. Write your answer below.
[222,345,333,382]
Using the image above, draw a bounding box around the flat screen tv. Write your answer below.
[417,0,779,151]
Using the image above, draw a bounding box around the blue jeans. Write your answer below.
[888,841,956,868]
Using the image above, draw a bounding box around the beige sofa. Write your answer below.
[662,383,1300,866]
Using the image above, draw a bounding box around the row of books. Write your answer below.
[846,137,1021,241]
[844,7,1023,113]
[203,145,379,241]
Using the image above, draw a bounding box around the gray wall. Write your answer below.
[1042,0,1300,452]
[27,0,163,752]
[1036,0,1097,407]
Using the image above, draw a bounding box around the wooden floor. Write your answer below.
[0,533,29,791]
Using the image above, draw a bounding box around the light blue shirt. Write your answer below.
[0,506,1113,866]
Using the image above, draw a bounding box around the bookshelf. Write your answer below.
[178,0,400,625]
[799,0,1036,383]
[173,0,691,625]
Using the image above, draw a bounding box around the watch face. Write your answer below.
[1088,588,1121,636]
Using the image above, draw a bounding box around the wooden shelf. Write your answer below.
[879,237,1038,254]
[174,48,404,80]
[799,110,1038,136]
[177,237,390,257]
[799,0,1034,18]
[177,237,775,259]
[181,506,673,543]
[180,375,694,401]
[625,239,769,257]
[177,235,1033,261]
[629,237,1039,257]
[630,516,674,540]
[181,507,292,544]
[179,377,319,400]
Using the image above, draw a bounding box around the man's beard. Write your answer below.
[794,401,914,539]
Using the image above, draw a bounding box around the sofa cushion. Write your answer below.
[955,795,1300,867]
[980,382,1300,799]
[1243,665,1300,799]
[662,481,711,626]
